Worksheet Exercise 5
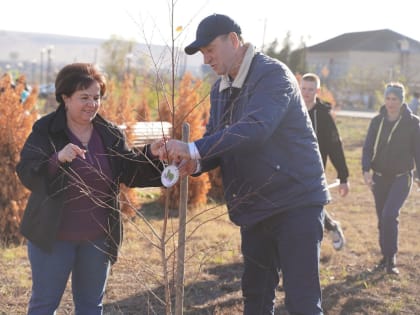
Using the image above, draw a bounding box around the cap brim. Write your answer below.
[184,37,212,55]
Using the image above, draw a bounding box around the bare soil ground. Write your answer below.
[1,116,419,314]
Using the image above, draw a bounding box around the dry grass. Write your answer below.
[1,116,420,314]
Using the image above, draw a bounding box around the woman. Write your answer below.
[362,82,420,275]
[16,63,164,314]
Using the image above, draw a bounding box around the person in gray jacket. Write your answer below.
[362,82,420,275]
[160,14,330,315]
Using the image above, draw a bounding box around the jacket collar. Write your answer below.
[379,103,410,119]
[219,43,256,92]
[50,104,67,134]
[309,98,332,112]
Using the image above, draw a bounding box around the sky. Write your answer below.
[2,0,420,50]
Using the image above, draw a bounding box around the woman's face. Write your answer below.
[384,92,403,117]
[63,81,101,125]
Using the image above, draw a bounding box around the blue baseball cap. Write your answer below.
[185,14,241,55]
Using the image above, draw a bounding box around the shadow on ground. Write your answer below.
[105,261,401,315]
[322,267,391,315]
[105,262,243,315]
[111,202,398,314]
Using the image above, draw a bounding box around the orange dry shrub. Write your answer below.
[159,72,211,210]
[101,75,143,216]
[196,86,224,202]
[101,75,136,144]
[0,75,38,244]
[207,167,224,202]
[319,86,336,108]
[136,90,151,122]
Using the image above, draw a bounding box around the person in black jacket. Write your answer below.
[301,73,350,251]
[362,82,420,275]
[16,63,164,315]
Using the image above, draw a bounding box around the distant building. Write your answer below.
[306,29,420,109]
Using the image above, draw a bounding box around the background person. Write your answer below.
[16,63,164,315]
[161,13,329,315]
[362,82,420,275]
[300,73,349,250]
[408,91,419,115]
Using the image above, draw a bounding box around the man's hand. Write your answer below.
[158,139,190,162]
[150,137,167,157]
[178,159,198,177]
[338,182,350,197]
[363,171,373,189]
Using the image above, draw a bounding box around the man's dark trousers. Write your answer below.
[241,205,324,315]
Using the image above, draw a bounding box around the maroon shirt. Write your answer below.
[49,127,113,240]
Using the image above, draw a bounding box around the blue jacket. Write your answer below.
[195,52,330,226]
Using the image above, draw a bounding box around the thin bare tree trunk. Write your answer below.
[175,123,189,315]
[162,191,172,315]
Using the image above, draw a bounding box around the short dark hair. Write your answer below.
[55,63,106,106]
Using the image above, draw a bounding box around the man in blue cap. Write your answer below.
[160,14,329,315]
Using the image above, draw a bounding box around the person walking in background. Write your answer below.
[160,13,329,315]
[408,91,419,115]
[16,63,164,315]
[300,73,349,250]
[362,82,420,275]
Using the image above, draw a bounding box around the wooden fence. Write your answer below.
[121,121,172,147]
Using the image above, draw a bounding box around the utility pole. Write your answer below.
[261,18,267,52]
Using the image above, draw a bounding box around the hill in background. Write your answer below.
[0,30,202,81]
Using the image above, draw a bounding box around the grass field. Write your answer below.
[1,115,419,314]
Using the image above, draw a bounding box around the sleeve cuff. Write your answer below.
[194,160,202,174]
[188,142,201,160]
[143,144,159,160]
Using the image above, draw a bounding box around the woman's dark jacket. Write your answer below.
[16,105,163,263]
[362,104,420,177]
[308,99,349,183]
